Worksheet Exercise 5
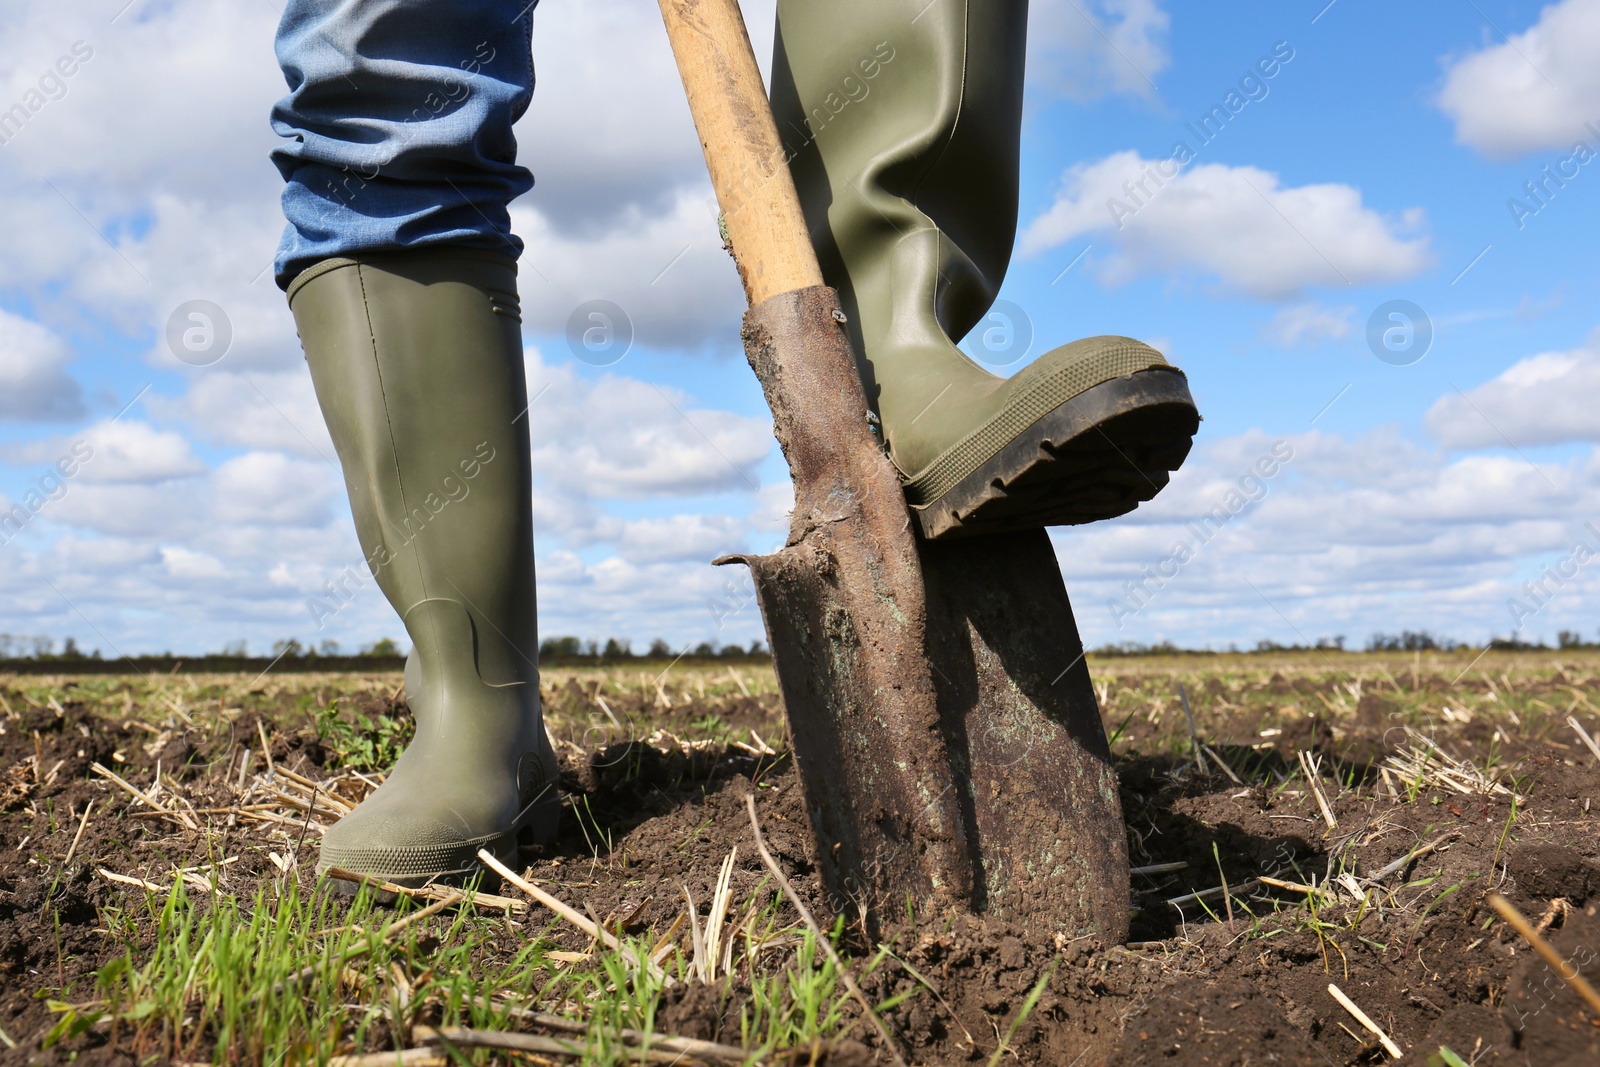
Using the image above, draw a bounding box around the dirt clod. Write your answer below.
[1501,903,1600,1065]
[1507,842,1599,903]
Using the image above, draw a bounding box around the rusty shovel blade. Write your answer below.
[724,286,1129,939]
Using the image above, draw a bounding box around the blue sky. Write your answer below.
[1013,2,1600,443]
[1,0,1598,658]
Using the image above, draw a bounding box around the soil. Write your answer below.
[1,666,1597,1065]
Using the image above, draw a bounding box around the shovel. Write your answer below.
[657,0,1130,939]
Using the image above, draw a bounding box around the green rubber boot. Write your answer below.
[771,0,1200,540]
[288,248,558,886]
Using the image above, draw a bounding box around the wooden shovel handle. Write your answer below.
[658,0,823,306]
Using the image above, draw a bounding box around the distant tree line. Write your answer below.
[0,634,410,675]
[0,632,769,666]
[260,638,401,660]
[1490,630,1600,651]
[1,627,1594,671]
[0,634,98,660]
[1364,630,1458,652]
[256,636,772,664]
[536,637,769,663]
[1092,635,1352,657]
[1091,628,1600,657]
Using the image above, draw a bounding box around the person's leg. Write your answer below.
[271,1,555,884]
[771,0,1200,540]
[271,0,535,289]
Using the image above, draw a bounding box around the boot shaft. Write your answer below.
[291,249,558,883]
[290,249,539,687]
[772,0,1028,363]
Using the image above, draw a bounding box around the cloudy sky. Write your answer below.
[0,0,1597,658]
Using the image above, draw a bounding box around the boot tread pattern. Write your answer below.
[913,368,1200,540]
[901,338,1171,507]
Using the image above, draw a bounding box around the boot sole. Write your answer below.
[910,368,1199,540]
[322,793,561,898]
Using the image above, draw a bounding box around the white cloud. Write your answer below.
[2,419,204,484]
[0,4,291,352]
[1020,152,1431,298]
[1262,302,1355,347]
[1437,0,1600,158]
[511,187,745,353]
[0,340,778,653]
[19,441,333,537]
[43,534,159,574]
[749,480,795,550]
[0,308,83,420]
[0,2,283,202]
[48,482,203,539]
[79,420,206,484]
[525,348,771,499]
[1426,336,1600,449]
[520,0,774,234]
[1026,0,1170,100]
[150,370,335,462]
[1056,423,1600,650]
[160,546,229,582]
[614,514,749,565]
[0,0,748,363]
[532,550,763,650]
[0,191,307,389]
[212,452,338,526]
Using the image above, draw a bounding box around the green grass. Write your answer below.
[56,867,900,1064]
[56,876,565,1062]
[63,873,886,1062]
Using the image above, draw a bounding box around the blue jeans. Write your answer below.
[270,0,536,290]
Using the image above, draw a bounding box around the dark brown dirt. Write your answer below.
[2,672,1599,1065]
[1499,904,1600,1066]
[1109,977,1322,1065]
[534,724,1600,1065]
[0,690,260,1065]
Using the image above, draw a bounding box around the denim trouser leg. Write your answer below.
[270,0,536,290]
